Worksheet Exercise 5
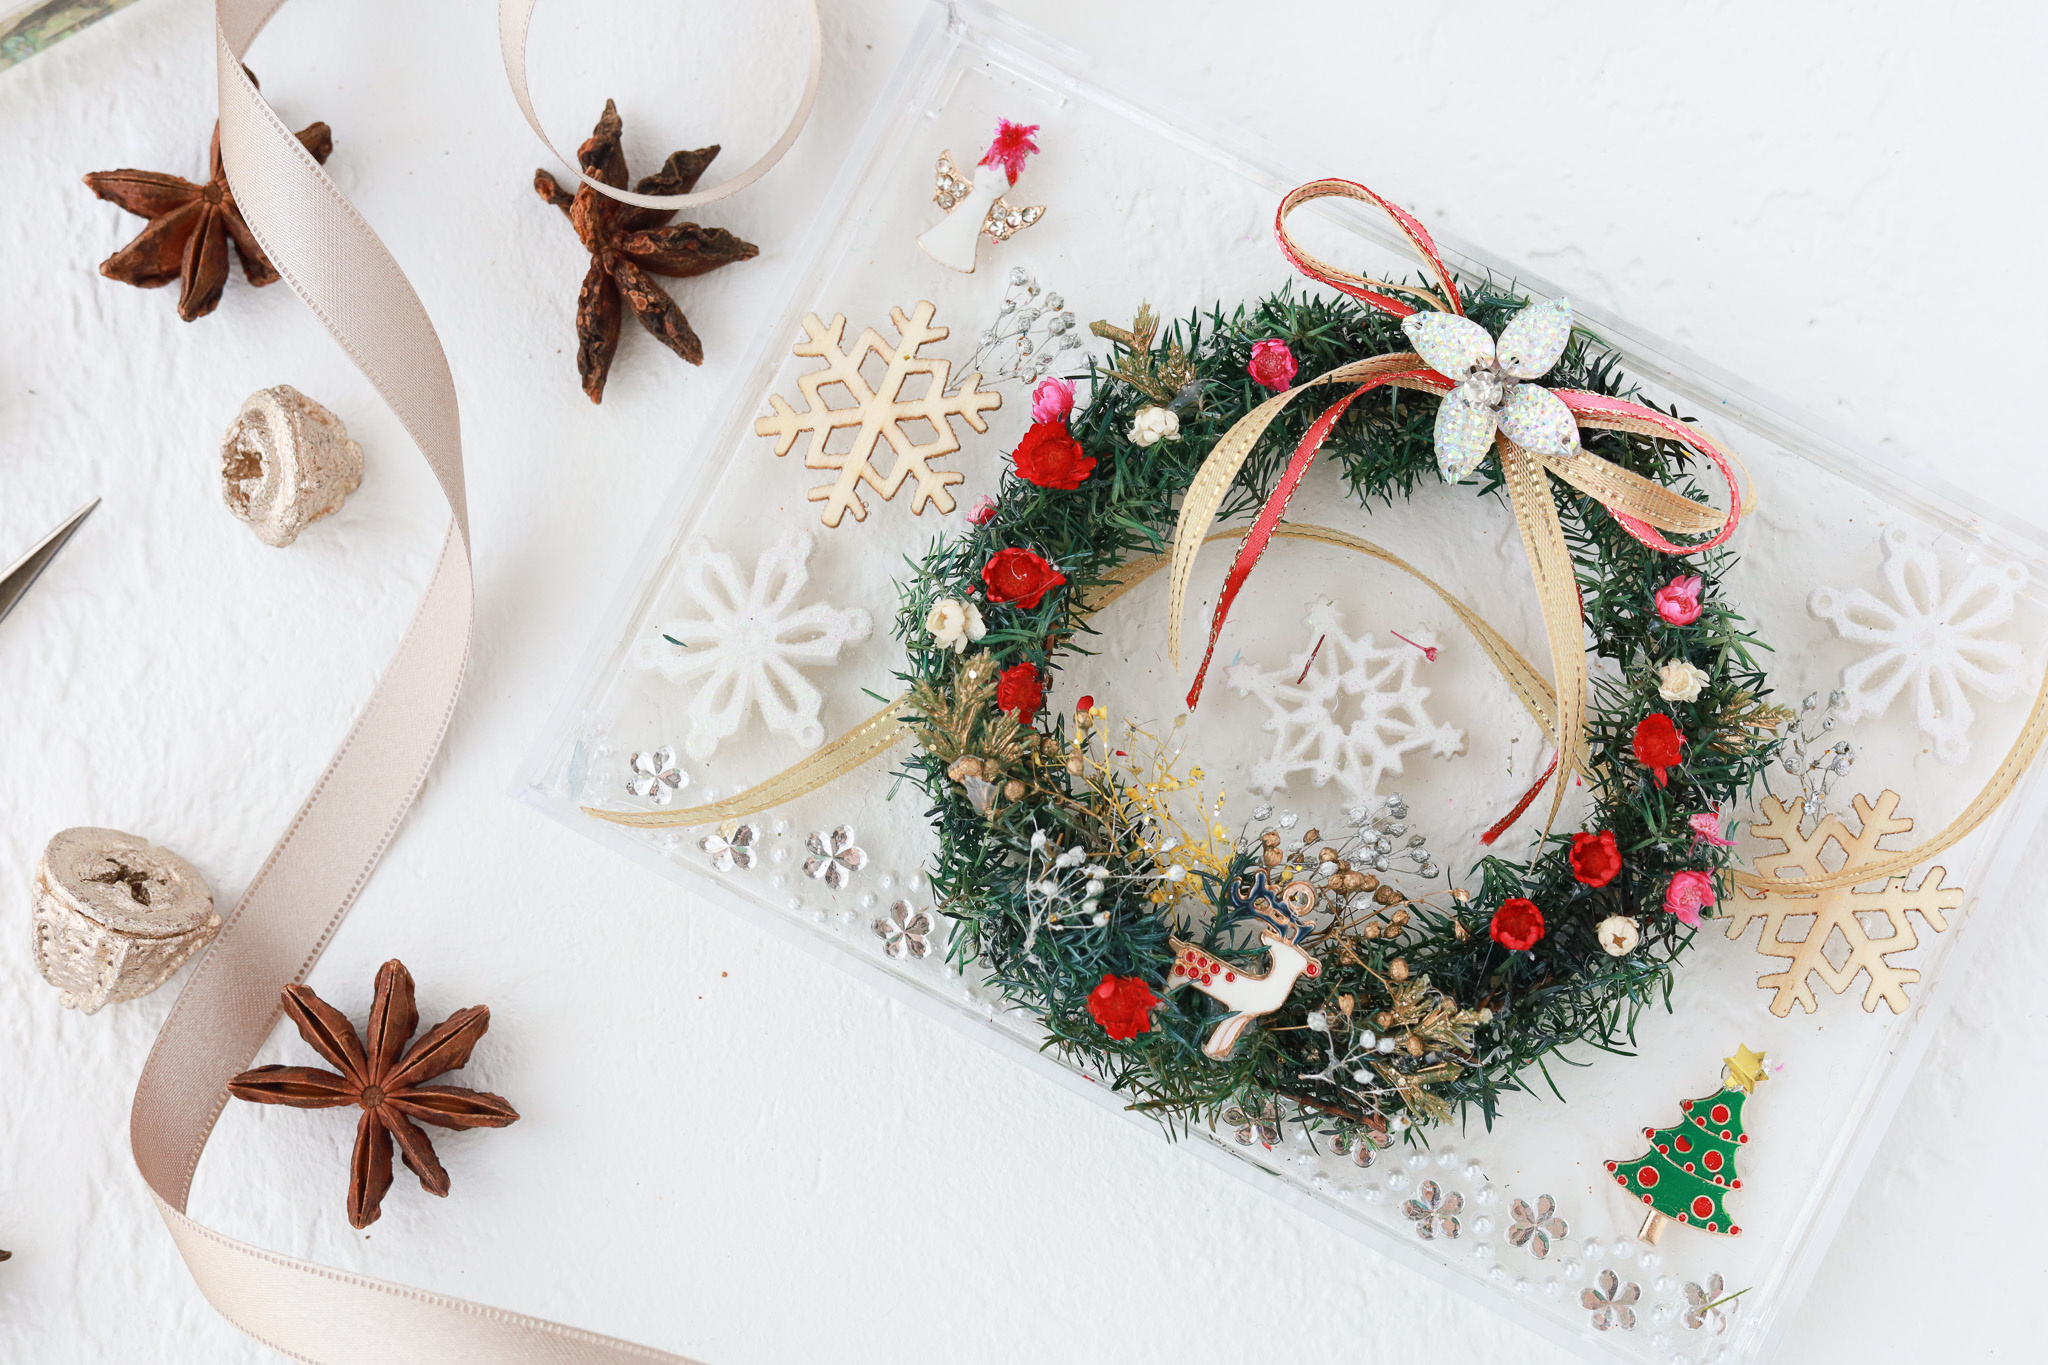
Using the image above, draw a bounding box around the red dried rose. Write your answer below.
[1086,972,1159,1040]
[1632,713,1685,788]
[1247,338,1299,391]
[1489,897,1546,951]
[981,547,1066,609]
[996,661,1045,721]
[1569,830,1623,887]
[1011,419,1096,489]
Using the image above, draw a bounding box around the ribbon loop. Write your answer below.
[1169,178,1751,838]
[1276,179,1464,318]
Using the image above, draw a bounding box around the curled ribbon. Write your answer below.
[1167,178,1749,833]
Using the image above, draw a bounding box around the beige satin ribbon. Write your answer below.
[130,4,703,1361]
[598,485,2048,900]
[499,0,823,212]
[586,523,1566,833]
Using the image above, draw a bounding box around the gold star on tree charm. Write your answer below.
[1724,1044,1768,1094]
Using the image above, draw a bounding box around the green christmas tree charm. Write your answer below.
[1606,1045,1768,1243]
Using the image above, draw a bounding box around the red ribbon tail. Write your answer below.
[1185,374,1431,711]
[1482,754,1560,846]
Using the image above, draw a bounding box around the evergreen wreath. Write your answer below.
[895,280,1785,1146]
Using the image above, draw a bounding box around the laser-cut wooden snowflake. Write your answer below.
[754,301,1001,528]
[1723,790,1962,1016]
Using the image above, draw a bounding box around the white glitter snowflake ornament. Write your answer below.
[632,530,873,761]
[1402,297,1577,482]
[1809,527,2029,763]
[1225,599,1464,802]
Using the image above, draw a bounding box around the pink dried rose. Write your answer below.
[1247,338,1299,391]
[1030,376,1075,423]
[1654,574,1704,626]
[1663,869,1718,928]
[1688,810,1736,848]
[966,494,998,525]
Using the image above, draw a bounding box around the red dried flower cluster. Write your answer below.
[980,547,1066,609]
[1247,338,1299,391]
[1489,897,1546,951]
[996,661,1044,721]
[1086,973,1159,1040]
[1011,419,1096,489]
[1570,830,1623,887]
[1633,713,1685,788]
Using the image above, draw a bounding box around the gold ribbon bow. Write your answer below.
[1165,180,1750,832]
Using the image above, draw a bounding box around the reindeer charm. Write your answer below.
[1167,872,1322,1060]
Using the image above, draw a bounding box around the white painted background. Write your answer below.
[2,2,2042,1362]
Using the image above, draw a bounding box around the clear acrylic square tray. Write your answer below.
[518,4,2048,1361]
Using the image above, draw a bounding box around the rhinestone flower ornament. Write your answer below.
[803,826,868,889]
[1221,1099,1282,1149]
[1401,1179,1463,1240]
[698,823,760,872]
[872,900,937,959]
[1401,297,1577,482]
[1330,1122,1394,1168]
[1581,1268,1641,1332]
[1683,1274,1731,1333]
[1507,1194,1570,1258]
[626,747,687,805]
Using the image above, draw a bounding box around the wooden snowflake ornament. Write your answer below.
[1724,790,1962,1016]
[755,302,1001,527]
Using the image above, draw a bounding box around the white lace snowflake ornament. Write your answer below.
[1224,600,1465,801]
[1810,527,2029,763]
[632,530,872,761]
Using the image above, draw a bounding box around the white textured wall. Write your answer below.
[1,2,2041,1362]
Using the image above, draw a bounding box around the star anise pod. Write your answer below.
[84,114,333,322]
[227,959,518,1229]
[535,100,759,402]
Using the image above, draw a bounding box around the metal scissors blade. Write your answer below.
[0,498,100,628]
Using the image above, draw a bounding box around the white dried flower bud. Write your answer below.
[1128,405,1181,447]
[1655,658,1710,703]
[1597,915,1641,957]
[924,596,987,653]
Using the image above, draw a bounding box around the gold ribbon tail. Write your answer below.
[1500,441,1588,829]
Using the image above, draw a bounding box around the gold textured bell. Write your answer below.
[220,384,364,547]
[31,828,220,1013]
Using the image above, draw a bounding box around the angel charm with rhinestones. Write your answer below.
[1401,298,1578,482]
[917,119,1045,273]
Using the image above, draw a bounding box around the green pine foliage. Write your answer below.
[893,282,1783,1144]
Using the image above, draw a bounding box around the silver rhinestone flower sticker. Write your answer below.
[873,900,937,959]
[1401,1179,1462,1240]
[1507,1194,1569,1259]
[1683,1274,1730,1334]
[698,823,759,872]
[1220,1099,1281,1150]
[803,826,868,889]
[1581,1268,1640,1331]
[1401,297,1576,483]
[1330,1123,1394,1169]
[626,747,687,805]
